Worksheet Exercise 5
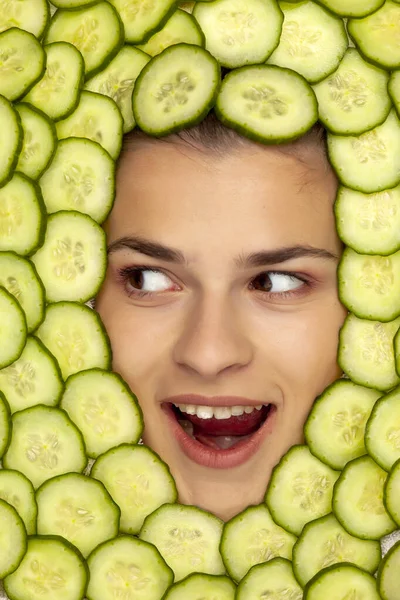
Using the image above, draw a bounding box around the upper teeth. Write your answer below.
[174,404,264,420]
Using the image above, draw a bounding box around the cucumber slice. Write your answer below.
[31,211,107,303]
[332,455,396,540]
[377,538,400,600]
[0,336,64,414]
[0,173,46,257]
[305,379,381,471]
[265,445,340,536]
[327,110,400,194]
[0,286,27,369]
[85,45,150,133]
[136,9,205,56]
[335,185,400,256]
[39,138,115,224]
[313,48,391,135]
[0,498,27,579]
[193,0,284,69]
[60,369,143,458]
[315,0,385,18]
[35,301,111,380]
[0,28,45,101]
[0,0,49,38]
[384,458,400,526]
[140,503,225,582]
[220,503,297,582]
[164,574,236,600]
[37,473,120,558]
[236,557,302,600]
[44,1,124,79]
[0,390,10,458]
[392,327,400,379]
[4,536,88,600]
[15,103,57,181]
[339,313,400,391]
[268,1,347,84]
[338,248,400,322]
[348,1,400,70]
[389,71,400,119]
[215,65,318,143]
[91,444,177,534]
[56,90,123,160]
[293,513,381,588]
[87,535,173,600]
[304,564,381,600]
[3,405,87,489]
[24,42,85,122]
[365,387,400,472]
[0,252,45,333]
[133,43,221,136]
[0,469,37,535]
[107,0,176,45]
[0,94,22,188]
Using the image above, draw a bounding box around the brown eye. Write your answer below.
[251,273,273,292]
[250,272,304,293]
[125,268,173,293]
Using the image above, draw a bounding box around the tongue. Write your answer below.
[184,406,268,437]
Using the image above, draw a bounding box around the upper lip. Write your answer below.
[161,394,268,407]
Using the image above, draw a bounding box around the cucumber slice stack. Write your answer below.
[1,0,400,599]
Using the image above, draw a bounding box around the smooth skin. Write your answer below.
[95,136,346,521]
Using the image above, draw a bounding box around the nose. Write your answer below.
[172,292,254,379]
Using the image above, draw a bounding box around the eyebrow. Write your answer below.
[107,235,338,267]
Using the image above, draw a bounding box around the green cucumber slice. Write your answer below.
[91,444,177,534]
[332,455,396,540]
[164,574,236,600]
[377,539,400,600]
[327,110,400,193]
[265,445,340,536]
[44,1,124,79]
[0,173,46,257]
[31,211,107,303]
[315,0,385,17]
[365,387,400,472]
[348,1,400,70]
[389,71,400,119]
[0,94,22,188]
[0,28,45,101]
[236,557,302,600]
[60,369,143,458]
[215,64,318,143]
[313,48,391,135]
[56,90,123,160]
[36,473,120,558]
[15,103,57,181]
[140,503,225,582]
[339,313,400,391]
[39,138,115,224]
[87,535,173,600]
[0,286,27,369]
[304,564,381,600]
[220,503,297,582]
[107,0,176,45]
[0,0,49,38]
[0,498,27,579]
[136,8,205,56]
[193,0,284,69]
[0,252,45,333]
[335,185,400,256]
[0,469,37,535]
[35,301,111,380]
[0,336,64,414]
[3,405,87,489]
[268,1,348,84]
[24,42,85,122]
[133,43,221,136]
[305,379,381,471]
[85,45,150,133]
[4,536,88,600]
[0,390,10,458]
[384,458,400,526]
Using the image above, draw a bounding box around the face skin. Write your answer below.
[95,136,347,521]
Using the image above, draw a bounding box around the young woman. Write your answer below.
[94,114,347,521]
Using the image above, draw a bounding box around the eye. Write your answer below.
[118,267,175,295]
[251,272,305,294]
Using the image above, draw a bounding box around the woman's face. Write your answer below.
[95,138,346,521]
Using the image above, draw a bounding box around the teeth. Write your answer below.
[174,403,267,420]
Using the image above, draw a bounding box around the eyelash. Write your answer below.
[116,265,311,300]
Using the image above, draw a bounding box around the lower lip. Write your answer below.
[162,403,277,469]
